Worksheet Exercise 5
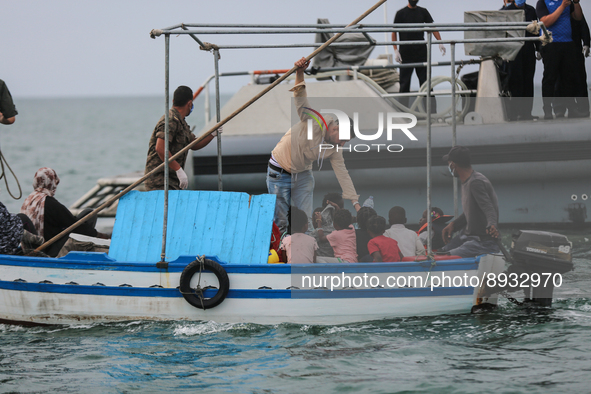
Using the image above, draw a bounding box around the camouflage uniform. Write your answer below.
[144,108,195,191]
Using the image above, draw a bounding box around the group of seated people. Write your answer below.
[0,167,109,258]
[278,193,452,264]
[3,173,450,264]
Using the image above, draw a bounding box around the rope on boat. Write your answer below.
[422,252,437,288]
[179,257,230,309]
[178,255,206,294]
[0,149,22,200]
[177,255,208,309]
[199,42,220,53]
[34,0,389,254]
[195,255,205,310]
[179,24,221,57]
[149,29,163,39]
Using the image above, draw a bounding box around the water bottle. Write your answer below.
[362,196,374,208]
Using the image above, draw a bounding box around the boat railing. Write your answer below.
[69,172,144,217]
[195,59,482,125]
[149,12,551,257]
[169,21,547,127]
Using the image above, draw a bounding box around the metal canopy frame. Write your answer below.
[152,19,549,258]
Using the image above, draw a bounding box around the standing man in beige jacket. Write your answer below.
[267,58,361,233]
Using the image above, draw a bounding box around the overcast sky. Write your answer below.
[2,0,590,98]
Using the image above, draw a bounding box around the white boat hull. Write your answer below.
[0,253,505,325]
[0,288,476,325]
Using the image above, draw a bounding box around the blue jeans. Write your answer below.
[266,167,314,234]
[439,231,500,258]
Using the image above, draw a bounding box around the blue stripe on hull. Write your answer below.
[0,254,480,274]
[0,280,474,299]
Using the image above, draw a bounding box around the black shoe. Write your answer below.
[555,113,565,119]
[543,114,553,120]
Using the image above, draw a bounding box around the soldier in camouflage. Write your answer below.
[144,85,219,191]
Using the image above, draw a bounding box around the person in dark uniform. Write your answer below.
[392,0,446,110]
[0,79,18,125]
[554,14,590,117]
[503,0,541,120]
[572,15,591,117]
[536,0,584,119]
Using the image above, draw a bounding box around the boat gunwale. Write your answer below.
[0,280,475,299]
[0,252,481,273]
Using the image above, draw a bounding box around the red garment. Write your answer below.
[368,235,402,262]
[270,222,281,253]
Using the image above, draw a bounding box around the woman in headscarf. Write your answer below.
[21,167,107,257]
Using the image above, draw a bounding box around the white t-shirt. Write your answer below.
[384,224,426,257]
[281,233,318,264]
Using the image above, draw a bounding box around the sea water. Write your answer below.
[0,96,215,214]
[0,98,590,392]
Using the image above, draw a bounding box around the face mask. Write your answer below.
[188,103,194,117]
[514,0,526,5]
[448,164,456,177]
[409,0,418,6]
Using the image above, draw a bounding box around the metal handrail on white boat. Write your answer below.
[194,59,481,124]
[149,16,550,256]
[69,172,144,217]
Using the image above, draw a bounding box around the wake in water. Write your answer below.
[0,230,588,392]
[1,295,590,393]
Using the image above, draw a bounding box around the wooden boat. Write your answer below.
[0,190,505,326]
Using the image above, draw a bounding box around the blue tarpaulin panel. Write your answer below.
[108,190,276,264]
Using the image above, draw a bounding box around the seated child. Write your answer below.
[317,209,357,263]
[367,215,403,262]
[384,206,426,258]
[355,206,377,262]
[280,207,317,264]
[311,192,344,257]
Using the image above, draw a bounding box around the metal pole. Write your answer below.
[165,25,535,35]
[160,34,170,263]
[174,22,534,29]
[205,80,211,124]
[426,33,432,255]
[451,42,459,219]
[201,36,540,50]
[383,0,389,57]
[180,24,207,48]
[214,48,223,191]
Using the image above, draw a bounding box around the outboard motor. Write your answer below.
[486,230,573,307]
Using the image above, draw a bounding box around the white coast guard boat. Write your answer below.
[0,190,505,326]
